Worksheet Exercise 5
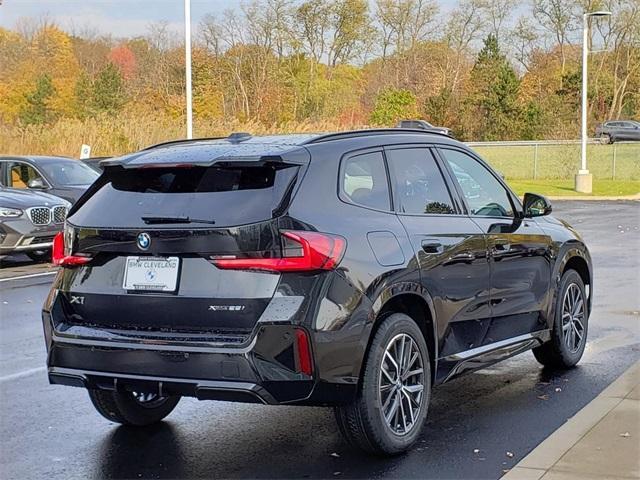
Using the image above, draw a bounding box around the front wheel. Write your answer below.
[88,389,180,426]
[335,313,431,456]
[533,269,588,369]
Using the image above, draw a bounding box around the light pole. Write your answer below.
[184,0,193,139]
[576,10,611,193]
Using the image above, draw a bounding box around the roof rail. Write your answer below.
[303,128,452,145]
[142,136,227,151]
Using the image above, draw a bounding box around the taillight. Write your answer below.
[211,230,346,272]
[52,231,91,267]
[295,328,313,376]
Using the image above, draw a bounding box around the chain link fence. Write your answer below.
[466,140,640,181]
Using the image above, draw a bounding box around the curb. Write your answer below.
[502,360,640,479]
[547,194,640,201]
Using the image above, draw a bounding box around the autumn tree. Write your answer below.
[1,0,639,147]
[108,45,137,80]
[375,0,439,57]
[370,88,417,125]
[532,0,577,79]
[328,0,373,66]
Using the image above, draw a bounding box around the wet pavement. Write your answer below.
[1,201,638,479]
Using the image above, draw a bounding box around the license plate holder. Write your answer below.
[123,256,179,292]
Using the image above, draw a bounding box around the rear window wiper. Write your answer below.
[141,215,216,225]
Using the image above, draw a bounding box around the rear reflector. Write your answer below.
[295,328,313,376]
[211,230,346,272]
[52,232,92,267]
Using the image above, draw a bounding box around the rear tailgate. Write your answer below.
[60,159,305,337]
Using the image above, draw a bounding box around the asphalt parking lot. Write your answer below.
[1,200,638,479]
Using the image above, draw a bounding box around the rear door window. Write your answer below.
[69,163,300,228]
[341,151,391,211]
[386,147,456,215]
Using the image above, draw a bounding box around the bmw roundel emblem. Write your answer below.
[137,232,151,251]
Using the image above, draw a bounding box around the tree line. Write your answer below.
[0,0,638,150]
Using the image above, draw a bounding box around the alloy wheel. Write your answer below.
[131,391,168,408]
[562,283,585,353]
[378,333,425,436]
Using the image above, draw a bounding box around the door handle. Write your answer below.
[421,240,443,254]
[444,251,476,265]
[451,252,475,261]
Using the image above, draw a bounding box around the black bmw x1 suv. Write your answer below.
[43,128,592,455]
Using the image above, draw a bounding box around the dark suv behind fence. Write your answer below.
[42,128,592,455]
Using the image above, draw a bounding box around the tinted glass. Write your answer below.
[69,164,299,228]
[342,151,391,210]
[38,160,99,186]
[386,148,455,215]
[440,148,514,217]
[6,162,45,189]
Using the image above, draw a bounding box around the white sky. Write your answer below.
[0,0,240,38]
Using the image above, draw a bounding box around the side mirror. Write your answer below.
[523,193,552,217]
[28,178,47,189]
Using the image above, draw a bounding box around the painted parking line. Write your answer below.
[0,366,47,383]
[0,271,57,283]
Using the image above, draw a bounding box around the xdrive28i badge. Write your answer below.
[137,232,151,251]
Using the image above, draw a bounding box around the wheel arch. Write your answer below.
[548,246,593,328]
[558,247,592,309]
[367,283,438,385]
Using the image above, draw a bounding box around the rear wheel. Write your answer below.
[533,269,588,368]
[88,389,180,426]
[335,313,431,456]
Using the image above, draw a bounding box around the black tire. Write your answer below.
[26,250,51,263]
[88,389,180,426]
[335,313,431,456]
[533,269,588,369]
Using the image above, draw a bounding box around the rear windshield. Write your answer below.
[68,164,299,228]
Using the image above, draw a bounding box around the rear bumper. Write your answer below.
[43,310,317,405]
[41,285,363,406]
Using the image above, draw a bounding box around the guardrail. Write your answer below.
[464,140,639,181]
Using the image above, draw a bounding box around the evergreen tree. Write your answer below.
[74,71,95,119]
[19,74,56,125]
[467,34,521,141]
[92,62,126,113]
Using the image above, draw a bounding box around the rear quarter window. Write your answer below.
[340,151,391,211]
